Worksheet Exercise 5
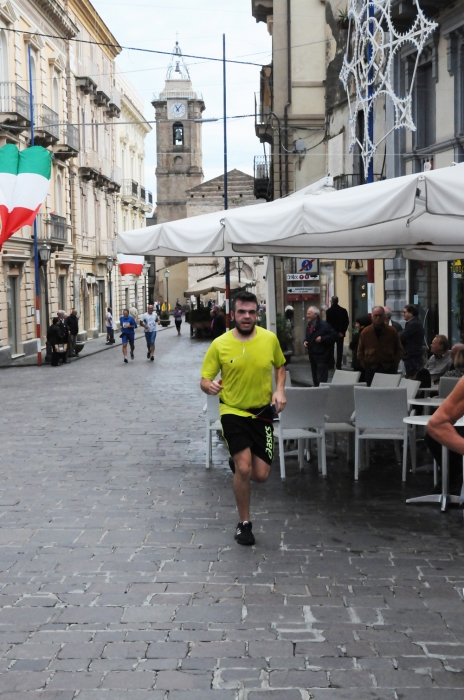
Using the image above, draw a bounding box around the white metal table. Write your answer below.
[404,414,464,512]
[408,397,443,409]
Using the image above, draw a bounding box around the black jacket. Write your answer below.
[391,320,402,333]
[66,314,79,335]
[349,332,363,372]
[47,323,67,346]
[399,316,424,360]
[211,313,226,339]
[305,317,338,363]
[326,303,349,335]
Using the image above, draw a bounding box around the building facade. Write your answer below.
[0,0,152,365]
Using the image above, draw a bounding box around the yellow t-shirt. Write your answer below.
[201,326,286,417]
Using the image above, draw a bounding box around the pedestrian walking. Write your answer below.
[349,314,372,382]
[399,304,424,377]
[47,317,68,367]
[357,306,403,386]
[173,305,182,335]
[65,308,79,357]
[210,306,226,339]
[119,309,137,363]
[106,307,115,345]
[326,296,349,370]
[303,306,338,386]
[129,305,138,323]
[200,291,287,546]
[140,304,159,361]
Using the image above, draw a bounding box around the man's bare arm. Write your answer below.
[200,377,223,395]
[427,377,464,454]
[272,365,287,413]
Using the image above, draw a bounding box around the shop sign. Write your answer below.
[452,260,464,279]
[287,286,319,295]
[286,273,320,281]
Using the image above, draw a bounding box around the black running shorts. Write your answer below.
[221,414,274,466]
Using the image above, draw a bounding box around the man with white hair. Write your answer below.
[303,306,338,386]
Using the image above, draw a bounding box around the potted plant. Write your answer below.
[160,310,170,327]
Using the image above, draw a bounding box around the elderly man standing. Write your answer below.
[357,306,403,386]
[303,306,338,386]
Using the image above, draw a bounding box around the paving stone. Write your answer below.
[155,669,213,689]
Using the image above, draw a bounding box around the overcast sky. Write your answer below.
[91,0,272,203]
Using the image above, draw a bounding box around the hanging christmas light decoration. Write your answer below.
[340,0,437,178]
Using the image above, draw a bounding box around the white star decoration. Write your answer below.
[340,0,438,178]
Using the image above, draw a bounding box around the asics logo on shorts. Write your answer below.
[265,425,273,460]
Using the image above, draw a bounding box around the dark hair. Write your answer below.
[107,307,112,313]
[231,291,258,311]
[123,308,129,313]
[331,296,339,304]
[435,334,449,351]
[404,304,418,316]
[285,308,294,320]
[52,316,59,324]
[356,314,372,328]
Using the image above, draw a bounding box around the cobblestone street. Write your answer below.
[0,326,464,699]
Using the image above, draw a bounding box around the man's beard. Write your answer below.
[235,319,256,336]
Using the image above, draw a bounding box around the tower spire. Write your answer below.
[166,41,190,81]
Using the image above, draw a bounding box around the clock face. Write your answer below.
[171,102,186,118]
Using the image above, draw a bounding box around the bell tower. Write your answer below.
[152,43,205,224]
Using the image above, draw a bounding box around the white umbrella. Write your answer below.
[117,164,464,261]
[185,275,243,296]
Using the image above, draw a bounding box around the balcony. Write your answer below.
[78,149,112,189]
[33,104,59,146]
[252,0,273,23]
[50,214,67,244]
[254,90,272,144]
[0,82,31,131]
[254,155,272,201]
[95,73,111,107]
[333,173,384,190]
[140,186,153,213]
[106,89,121,118]
[121,179,139,205]
[76,57,98,95]
[147,190,153,206]
[53,122,79,160]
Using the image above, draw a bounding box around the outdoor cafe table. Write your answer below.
[408,397,444,412]
[404,414,464,512]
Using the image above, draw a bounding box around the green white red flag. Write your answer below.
[0,144,52,250]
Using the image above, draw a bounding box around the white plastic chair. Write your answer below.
[399,377,421,402]
[331,369,361,384]
[205,395,221,469]
[370,373,402,388]
[439,376,461,398]
[354,387,410,482]
[324,384,356,461]
[276,387,329,480]
[285,371,292,387]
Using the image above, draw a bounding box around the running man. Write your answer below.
[120,308,137,363]
[140,304,160,362]
[200,291,287,546]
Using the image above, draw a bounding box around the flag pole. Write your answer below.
[28,43,42,366]
[223,33,230,330]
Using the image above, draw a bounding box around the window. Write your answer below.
[173,122,184,145]
[6,275,19,355]
[55,171,63,216]
[52,74,60,115]
[414,63,436,149]
[0,30,8,84]
[58,275,67,310]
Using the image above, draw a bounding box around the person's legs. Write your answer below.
[129,337,135,359]
[122,339,128,362]
[145,331,151,358]
[364,366,375,386]
[317,361,329,384]
[232,449,271,522]
[309,357,319,386]
[176,321,182,336]
[336,336,344,370]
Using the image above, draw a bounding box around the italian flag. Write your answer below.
[117,253,144,276]
[0,144,51,250]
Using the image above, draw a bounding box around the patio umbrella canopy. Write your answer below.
[184,275,242,296]
[117,164,464,260]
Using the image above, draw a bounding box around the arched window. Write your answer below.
[30,52,37,97]
[55,171,63,216]
[52,74,60,115]
[0,30,8,84]
[173,122,183,146]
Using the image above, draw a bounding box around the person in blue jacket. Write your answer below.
[303,306,338,386]
[119,308,137,364]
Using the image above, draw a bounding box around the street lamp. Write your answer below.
[106,256,113,310]
[142,262,150,312]
[38,242,51,362]
[236,257,243,284]
[164,268,170,311]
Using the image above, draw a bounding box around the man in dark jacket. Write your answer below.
[399,304,424,377]
[357,306,403,386]
[326,296,349,370]
[65,308,79,357]
[304,306,338,386]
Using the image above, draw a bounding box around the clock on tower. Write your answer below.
[152,42,205,225]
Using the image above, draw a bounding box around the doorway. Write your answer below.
[409,261,438,350]
[6,275,20,355]
[350,274,368,325]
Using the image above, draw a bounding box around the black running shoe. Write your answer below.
[130,351,134,360]
[147,351,150,359]
[124,358,128,364]
[228,457,235,474]
[234,521,255,546]
[150,356,154,362]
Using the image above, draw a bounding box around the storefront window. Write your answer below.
[409,261,438,348]
[449,260,464,345]
[319,262,334,313]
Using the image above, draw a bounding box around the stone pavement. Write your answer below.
[0,325,464,699]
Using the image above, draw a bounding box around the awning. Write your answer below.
[184,275,243,296]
